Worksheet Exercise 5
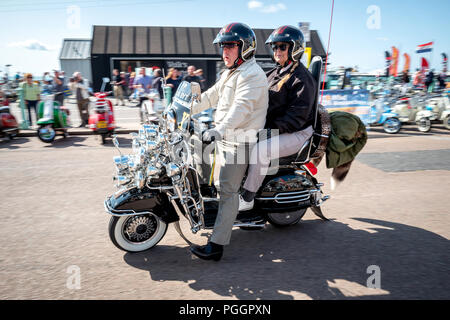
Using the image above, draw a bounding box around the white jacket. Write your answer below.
[192,57,268,142]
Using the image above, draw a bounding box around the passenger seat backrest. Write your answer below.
[292,57,323,164]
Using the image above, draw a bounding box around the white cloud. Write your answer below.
[248,1,286,13]
[7,39,57,51]
[248,1,263,9]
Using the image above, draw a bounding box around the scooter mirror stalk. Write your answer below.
[112,135,122,156]
[190,82,201,102]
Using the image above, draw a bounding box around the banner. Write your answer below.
[442,53,448,73]
[389,46,399,77]
[403,53,410,73]
[304,47,312,68]
[385,51,391,77]
[416,42,433,53]
[320,89,370,125]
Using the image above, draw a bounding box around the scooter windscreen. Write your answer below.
[167,81,192,132]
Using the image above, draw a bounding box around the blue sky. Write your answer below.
[0,0,449,75]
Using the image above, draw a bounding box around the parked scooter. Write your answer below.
[104,58,332,253]
[368,94,402,134]
[0,93,19,139]
[139,88,165,125]
[36,94,70,143]
[415,92,450,131]
[88,78,115,144]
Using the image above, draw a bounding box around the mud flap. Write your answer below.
[310,206,329,221]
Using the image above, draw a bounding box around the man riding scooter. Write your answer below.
[189,22,269,261]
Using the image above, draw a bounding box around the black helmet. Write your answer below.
[265,25,305,62]
[213,22,257,66]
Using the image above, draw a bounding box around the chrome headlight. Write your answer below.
[146,166,160,177]
[114,175,131,186]
[135,170,145,189]
[145,140,159,152]
[138,147,146,164]
[113,155,130,171]
[145,128,158,138]
[132,137,141,153]
[166,163,181,177]
[128,158,138,171]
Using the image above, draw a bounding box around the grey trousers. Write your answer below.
[209,140,252,246]
[243,126,313,193]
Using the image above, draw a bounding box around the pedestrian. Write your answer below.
[133,67,153,109]
[20,73,40,126]
[165,68,181,94]
[111,69,125,106]
[437,72,446,90]
[425,69,435,92]
[189,23,268,261]
[182,65,201,83]
[128,72,136,101]
[152,69,164,98]
[122,71,130,99]
[194,68,206,91]
[52,70,65,106]
[73,72,91,127]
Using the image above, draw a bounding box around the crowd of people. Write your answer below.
[109,64,206,106]
[402,68,448,92]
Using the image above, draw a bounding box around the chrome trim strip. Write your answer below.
[104,197,153,217]
[255,189,319,204]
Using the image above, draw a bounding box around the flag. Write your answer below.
[390,46,399,77]
[421,57,429,71]
[403,53,410,72]
[416,42,433,53]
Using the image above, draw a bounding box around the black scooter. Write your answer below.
[105,57,330,253]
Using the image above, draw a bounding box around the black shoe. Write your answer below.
[190,241,223,261]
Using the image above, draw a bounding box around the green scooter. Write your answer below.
[36,94,70,143]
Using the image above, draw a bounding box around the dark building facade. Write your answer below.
[90,25,326,92]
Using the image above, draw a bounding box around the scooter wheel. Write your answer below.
[417,117,431,132]
[267,208,307,228]
[37,125,56,143]
[101,133,107,145]
[108,214,168,253]
[383,118,401,134]
[443,115,450,130]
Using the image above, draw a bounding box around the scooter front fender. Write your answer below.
[104,187,179,224]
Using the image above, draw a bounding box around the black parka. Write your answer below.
[264,61,317,134]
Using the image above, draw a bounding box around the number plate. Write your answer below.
[97,121,107,129]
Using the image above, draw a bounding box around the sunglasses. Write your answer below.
[271,43,288,51]
[220,42,239,49]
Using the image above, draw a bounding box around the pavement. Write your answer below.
[0,102,449,300]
